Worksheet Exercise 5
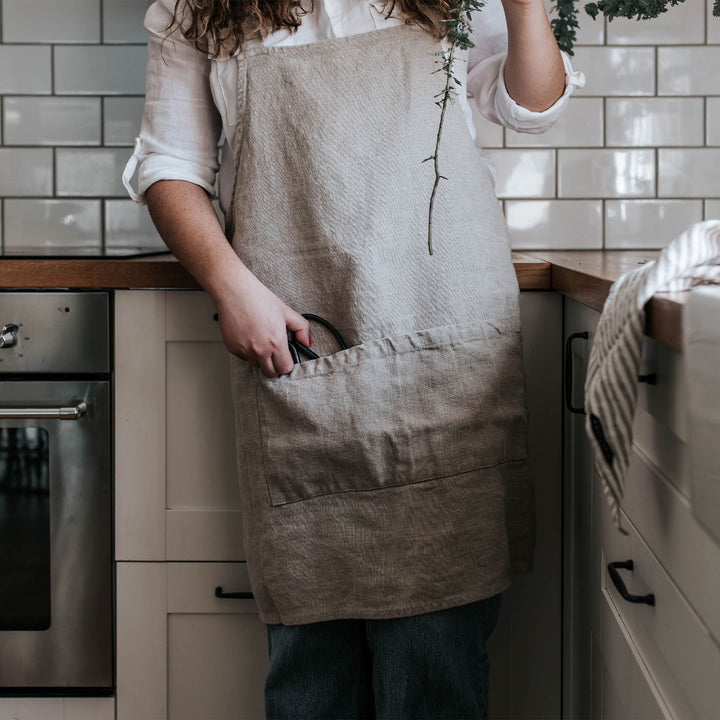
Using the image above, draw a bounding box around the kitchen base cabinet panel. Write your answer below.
[168,614,267,720]
[562,297,600,720]
[489,290,563,719]
[117,562,267,720]
[0,698,114,720]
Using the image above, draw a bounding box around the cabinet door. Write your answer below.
[117,562,268,720]
[562,298,600,719]
[164,295,243,561]
[116,291,244,561]
[488,291,563,719]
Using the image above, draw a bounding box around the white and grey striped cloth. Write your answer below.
[585,221,720,526]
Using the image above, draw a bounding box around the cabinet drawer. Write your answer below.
[593,590,671,720]
[117,562,267,720]
[622,447,720,647]
[598,472,720,719]
[632,403,688,499]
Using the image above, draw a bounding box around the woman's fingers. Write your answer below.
[285,309,312,348]
[257,354,278,378]
[271,349,295,377]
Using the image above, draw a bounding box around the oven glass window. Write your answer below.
[0,427,51,630]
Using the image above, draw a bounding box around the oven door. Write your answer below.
[0,381,112,693]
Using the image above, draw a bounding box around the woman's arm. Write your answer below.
[465,0,583,132]
[501,0,566,112]
[146,180,311,378]
[128,2,309,378]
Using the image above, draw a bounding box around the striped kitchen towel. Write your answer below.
[585,220,720,527]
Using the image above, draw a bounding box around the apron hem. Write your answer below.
[256,574,513,626]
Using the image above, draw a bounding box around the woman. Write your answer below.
[124,0,582,716]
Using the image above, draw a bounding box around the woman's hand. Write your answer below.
[145,179,310,378]
[215,272,311,378]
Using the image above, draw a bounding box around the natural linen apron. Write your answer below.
[228,23,535,625]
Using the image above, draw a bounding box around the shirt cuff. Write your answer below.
[494,51,585,134]
[123,136,218,205]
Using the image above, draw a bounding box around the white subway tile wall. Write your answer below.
[605,0,706,45]
[605,200,705,248]
[0,0,718,254]
[4,199,102,254]
[706,200,720,219]
[3,0,101,44]
[497,0,720,248]
[0,0,156,253]
[3,97,103,146]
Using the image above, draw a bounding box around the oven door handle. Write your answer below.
[0,401,87,420]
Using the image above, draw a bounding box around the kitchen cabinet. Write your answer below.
[115,289,564,720]
[563,297,720,720]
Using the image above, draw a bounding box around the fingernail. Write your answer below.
[308,336,312,347]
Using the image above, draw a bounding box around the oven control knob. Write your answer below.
[0,323,18,348]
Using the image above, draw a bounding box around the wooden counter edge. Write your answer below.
[0,259,201,290]
[526,254,686,353]
[0,255,684,351]
[0,256,549,291]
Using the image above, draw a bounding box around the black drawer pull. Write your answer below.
[564,331,588,415]
[637,373,657,384]
[215,586,254,600]
[608,560,655,606]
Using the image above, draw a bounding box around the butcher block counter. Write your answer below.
[0,250,686,350]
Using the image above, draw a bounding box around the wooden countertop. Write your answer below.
[0,251,689,351]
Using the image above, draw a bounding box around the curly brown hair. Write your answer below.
[172,0,455,58]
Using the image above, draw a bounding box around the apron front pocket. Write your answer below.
[255,318,528,506]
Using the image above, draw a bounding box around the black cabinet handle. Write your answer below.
[608,560,655,606]
[215,586,254,600]
[564,331,588,415]
[638,373,657,384]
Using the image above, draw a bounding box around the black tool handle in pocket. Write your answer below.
[608,560,655,606]
[564,331,589,415]
[215,586,254,600]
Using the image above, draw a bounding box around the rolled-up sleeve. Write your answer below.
[123,0,222,205]
[465,0,585,134]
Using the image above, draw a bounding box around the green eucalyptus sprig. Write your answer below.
[551,0,720,53]
[549,0,580,54]
[424,0,485,255]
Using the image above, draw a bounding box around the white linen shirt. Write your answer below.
[123,0,584,217]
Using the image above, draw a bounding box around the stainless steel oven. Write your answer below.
[0,292,112,694]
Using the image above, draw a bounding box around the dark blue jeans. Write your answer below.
[265,594,502,720]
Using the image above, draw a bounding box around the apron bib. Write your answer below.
[228,24,534,625]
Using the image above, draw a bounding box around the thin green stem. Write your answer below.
[427,43,456,256]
